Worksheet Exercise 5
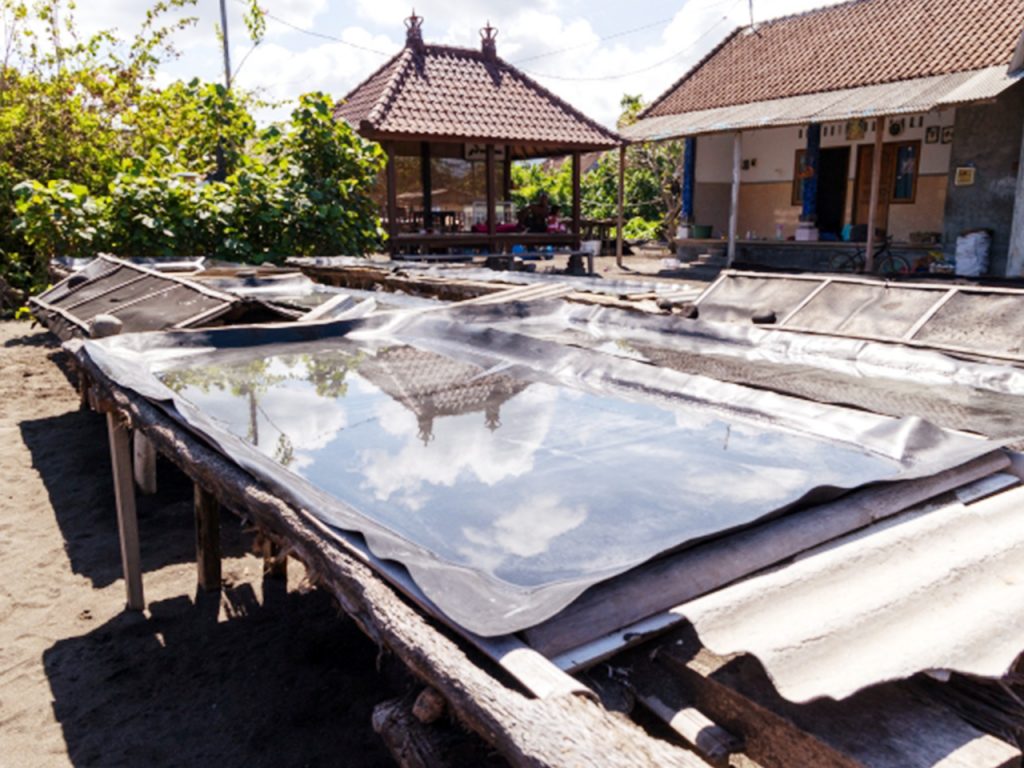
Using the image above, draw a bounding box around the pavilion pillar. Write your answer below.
[681,136,697,225]
[386,142,398,257]
[616,144,626,269]
[485,144,496,253]
[727,131,742,266]
[420,142,433,231]
[865,117,887,273]
[571,151,582,249]
[502,150,512,202]
[800,123,821,224]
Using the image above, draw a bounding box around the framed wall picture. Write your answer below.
[925,126,940,144]
[941,126,954,144]
[954,166,976,186]
[846,119,867,141]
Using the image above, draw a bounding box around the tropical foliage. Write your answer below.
[0,0,385,317]
[510,94,683,241]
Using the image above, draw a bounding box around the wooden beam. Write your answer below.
[387,142,399,257]
[656,627,1020,768]
[617,144,626,268]
[194,483,221,592]
[864,118,886,273]
[132,430,157,495]
[485,144,496,253]
[106,413,144,610]
[572,151,582,250]
[727,132,741,266]
[420,142,433,231]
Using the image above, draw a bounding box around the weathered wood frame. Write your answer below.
[74,346,710,768]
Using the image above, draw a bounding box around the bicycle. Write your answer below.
[828,237,911,275]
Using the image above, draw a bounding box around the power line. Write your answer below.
[518,3,741,82]
[236,0,391,56]
[512,16,676,64]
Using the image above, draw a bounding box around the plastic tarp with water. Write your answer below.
[77,306,999,636]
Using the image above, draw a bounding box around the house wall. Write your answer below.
[693,110,956,241]
[943,83,1024,276]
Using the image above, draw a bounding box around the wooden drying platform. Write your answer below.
[291,259,692,314]
[70,343,711,768]
[67,341,1024,768]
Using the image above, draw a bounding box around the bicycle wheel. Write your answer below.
[875,252,911,275]
[829,250,861,272]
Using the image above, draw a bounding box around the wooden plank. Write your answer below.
[656,626,1021,768]
[571,151,582,250]
[629,654,743,766]
[777,278,832,327]
[132,430,157,495]
[74,348,711,768]
[194,483,221,591]
[903,287,958,340]
[387,142,399,257]
[373,697,458,768]
[106,413,144,610]
[486,144,496,254]
[616,145,626,268]
[524,452,1010,659]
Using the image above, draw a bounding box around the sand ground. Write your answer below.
[0,320,417,767]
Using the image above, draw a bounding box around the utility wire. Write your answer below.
[511,16,676,64]
[519,0,743,82]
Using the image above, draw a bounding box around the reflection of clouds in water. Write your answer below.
[681,464,810,507]
[358,384,559,510]
[259,387,348,454]
[461,494,588,569]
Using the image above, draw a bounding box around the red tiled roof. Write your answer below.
[644,0,1024,118]
[335,43,620,149]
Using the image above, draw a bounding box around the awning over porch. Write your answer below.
[622,66,1023,143]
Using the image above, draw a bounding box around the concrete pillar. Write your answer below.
[681,136,697,224]
[1006,120,1024,277]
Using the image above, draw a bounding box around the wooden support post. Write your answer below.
[420,142,432,231]
[865,117,886,274]
[727,131,742,267]
[502,150,512,202]
[485,144,496,253]
[194,483,221,592]
[616,144,626,268]
[106,413,144,610]
[386,142,399,257]
[132,430,157,495]
[571,150,582,250]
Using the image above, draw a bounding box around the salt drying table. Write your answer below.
[66,296,1024,767]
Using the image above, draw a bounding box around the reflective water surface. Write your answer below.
[160,339,893,588]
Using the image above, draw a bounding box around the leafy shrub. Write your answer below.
[623,216,662,241]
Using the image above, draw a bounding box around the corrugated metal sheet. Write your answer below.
[677,479,1024,703]
[623,66,1023,141]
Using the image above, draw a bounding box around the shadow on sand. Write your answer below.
[20,409,246,589]
[43,584,402,767]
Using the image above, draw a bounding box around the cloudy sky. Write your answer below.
[72,0,847,126]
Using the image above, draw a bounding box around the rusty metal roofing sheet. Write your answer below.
[623,67,1023,141]
[677,479,1024,703]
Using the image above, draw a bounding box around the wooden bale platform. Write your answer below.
[72,346,711,768]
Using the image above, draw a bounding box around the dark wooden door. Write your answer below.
[853,144,897,232]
